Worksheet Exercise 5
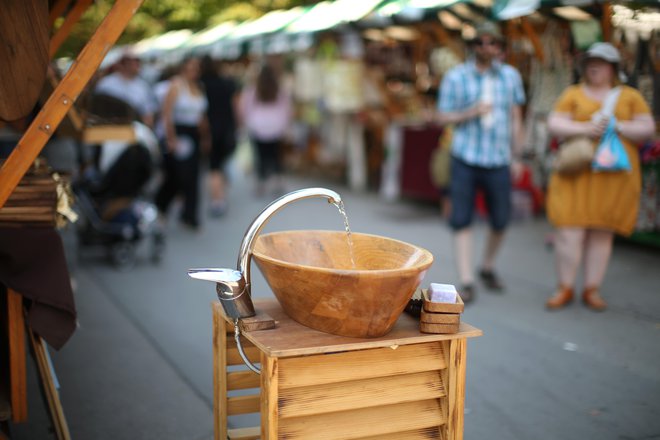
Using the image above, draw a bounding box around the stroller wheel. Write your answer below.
[111,241,136,270]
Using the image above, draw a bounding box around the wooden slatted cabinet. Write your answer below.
[213,299,482,440]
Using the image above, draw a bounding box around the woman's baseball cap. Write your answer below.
[585,42,621,64]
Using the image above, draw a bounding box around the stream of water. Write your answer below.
[334,200,356,269]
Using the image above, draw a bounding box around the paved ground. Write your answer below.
[10,166,660,440]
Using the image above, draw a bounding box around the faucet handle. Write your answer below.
[188,268,254,319]
[188,267,243,283]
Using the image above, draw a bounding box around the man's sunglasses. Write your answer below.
[474,39,500,47]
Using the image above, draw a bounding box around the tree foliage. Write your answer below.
[55,0,319,58]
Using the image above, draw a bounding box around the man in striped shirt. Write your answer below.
[436,22,525,303]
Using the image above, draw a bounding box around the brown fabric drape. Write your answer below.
[0,228,76,350]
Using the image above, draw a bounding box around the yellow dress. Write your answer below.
[547,85,651,236]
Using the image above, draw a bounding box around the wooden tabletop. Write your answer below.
[237,299,482,358]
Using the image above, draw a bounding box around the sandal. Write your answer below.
[479,269,504,291]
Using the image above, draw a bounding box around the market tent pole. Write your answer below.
[520,16,545,62]
[49,0,72,27]
[426,21,464,59]
[49,0,94,59]
[0,0,145,209]
[602,2,612,41]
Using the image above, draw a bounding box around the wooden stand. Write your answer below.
[1,289,71,440]
[213,299,482,440]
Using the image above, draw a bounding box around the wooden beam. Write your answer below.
[82,125,136,144]
[426,22,463,60]
[7,289,27,423]
[49,0,72,27]
[0,0,49,121]
[49,0,94,59]
[46,67,84,133]
[520,17,544,63]
[0,0,144,209]
[601,2,612,42]
[212,302,228,440]
[28,329,71,440]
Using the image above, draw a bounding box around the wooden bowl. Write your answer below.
[252,230,433,338]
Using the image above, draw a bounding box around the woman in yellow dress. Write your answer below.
[545,42,655,311]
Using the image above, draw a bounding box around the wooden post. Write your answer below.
[7,289,27,423]
[28,329,71,440]
[49,0,94,59]
[49,0,72,26]
[260,356,278,440]
[0,0,144,209]
[601,2,612,42]
[212,303,228,440]
[0,0,49,122]
[520,17,545,63]
[447,339,467,440]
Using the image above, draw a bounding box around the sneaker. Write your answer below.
[209,201,228,218]
[479,269,504,291]
[459,284,475,303]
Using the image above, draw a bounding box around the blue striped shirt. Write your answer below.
[438,59,525,168]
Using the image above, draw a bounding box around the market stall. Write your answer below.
[0,0,145,436]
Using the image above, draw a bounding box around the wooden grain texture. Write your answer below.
[7,289,27,423]
[81,124,136,143]
[226,341,260,367]
[212,302,227,440]
[49,0,72,25]
[238,312,277,332]
[0,0,144,209]
[278,342,446,388]
[227,370,260,391]
[0,0,49,121]
[358,427,445,440]
[447,339,467,440]
[227,395,260,416]
[423,289,465,314]
[28,329,71,440]
[211,300,480,440]
[421,310,460,324]
[420,322,460,334]
[49,0,94,58]
[261,356,278,440]
[239,300,482,358]
[252,230,433,338]
[279,370,445,418]
[227,426,260,440]
[279,399,446,440]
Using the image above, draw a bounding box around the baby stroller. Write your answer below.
[74,120,164,269]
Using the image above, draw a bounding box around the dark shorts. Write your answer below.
[449,156,511,231]
[209,131,236,170]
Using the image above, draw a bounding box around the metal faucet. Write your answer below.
[188,187,342,321]
[188,188,342,375]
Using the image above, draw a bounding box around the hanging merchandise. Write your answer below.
[570,19,602,50]
[323,60,365,113]
[293,57,323,102]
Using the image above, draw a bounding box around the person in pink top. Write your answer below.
[239,63,292,196]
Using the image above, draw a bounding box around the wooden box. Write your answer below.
[420,289,464,334]
[213,299,482,440]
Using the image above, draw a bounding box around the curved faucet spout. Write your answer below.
[238,187,342,296]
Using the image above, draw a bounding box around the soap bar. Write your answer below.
[428,283,458,303]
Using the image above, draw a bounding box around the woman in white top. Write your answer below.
[155,57,210,229]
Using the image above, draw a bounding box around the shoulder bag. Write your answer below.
[553,87,622,175]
